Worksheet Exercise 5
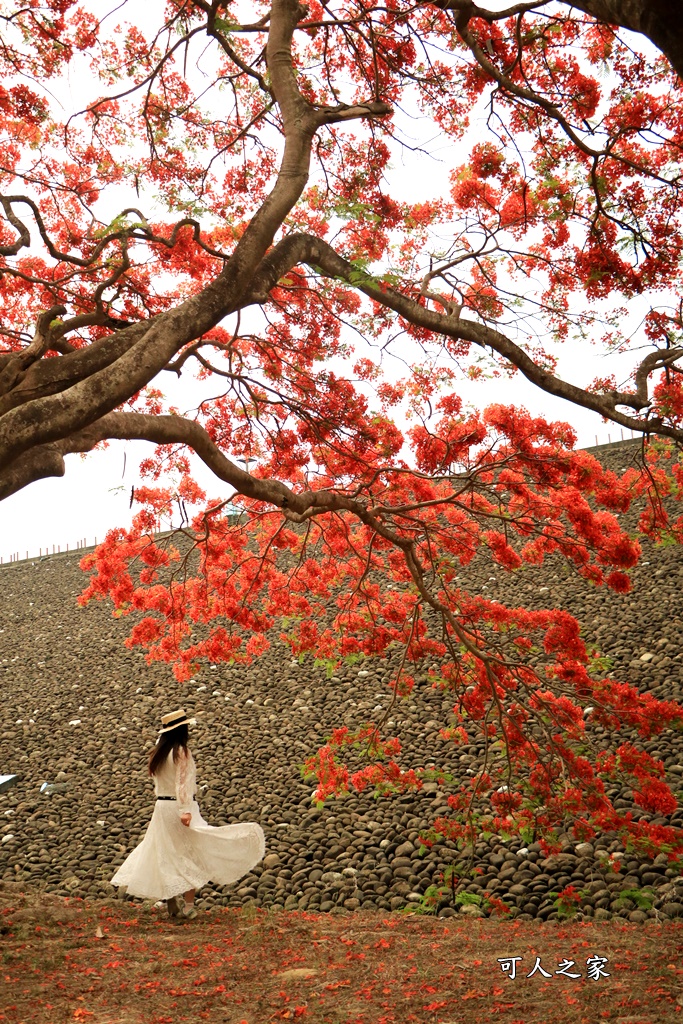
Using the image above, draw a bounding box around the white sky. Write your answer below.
[0,3,650,561]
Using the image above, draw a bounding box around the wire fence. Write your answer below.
[0,523,246,569]
[1,538,95,565]
[0,531,184,567]
[588,428,638,449]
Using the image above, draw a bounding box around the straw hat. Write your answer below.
[158,708,197,734]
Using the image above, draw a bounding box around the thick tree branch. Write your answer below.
[0,409,402,520]
[316,100,393,125]
[222,0,392,291]
[0,266,243,474]
[0,443,66,500]
[251,231,683,443]
[0,410,353,513]
[433,1,550,16]
[218,0,318,286]
[0,320,153,416]
[0,1,393,479]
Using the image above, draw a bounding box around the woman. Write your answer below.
[111,708,266,920]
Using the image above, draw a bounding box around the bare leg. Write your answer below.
[184,888,195,906]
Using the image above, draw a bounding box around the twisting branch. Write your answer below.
[0,196,230,269]
[613,347,683,411]
[0,305,66,396]
[249,231,683,442]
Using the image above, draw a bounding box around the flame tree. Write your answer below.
[2,0,683,856]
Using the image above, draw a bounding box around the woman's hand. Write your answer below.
[180,813,191,827]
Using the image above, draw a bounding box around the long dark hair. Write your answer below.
[148,723,189,776]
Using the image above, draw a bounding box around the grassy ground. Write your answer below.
[0,885,681,1024]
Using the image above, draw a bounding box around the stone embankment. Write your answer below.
[1,442,683,921]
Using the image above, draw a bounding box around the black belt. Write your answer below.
[157,795,196,801]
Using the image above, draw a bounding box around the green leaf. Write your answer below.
[214,15,239,32]
[519,824,535,844]
[343,653,365,667]
[619,887,654,909]
[313,656,338,678]
[455,891,482,907]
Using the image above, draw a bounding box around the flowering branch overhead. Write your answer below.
[0,0,683,857]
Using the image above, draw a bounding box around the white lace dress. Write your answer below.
[111,747,265,901]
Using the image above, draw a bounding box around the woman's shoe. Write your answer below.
[167,895,184,918]
[181,904,198,920]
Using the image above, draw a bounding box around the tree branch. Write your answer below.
[223,0,392,290]
[0,410,351,513]
[0,443,66,500]
[0,259,245,473]
[250,231,683,443]
[0,305,66,397]
[315,100,393,125]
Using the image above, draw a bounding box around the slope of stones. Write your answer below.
[1,441,683,922]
